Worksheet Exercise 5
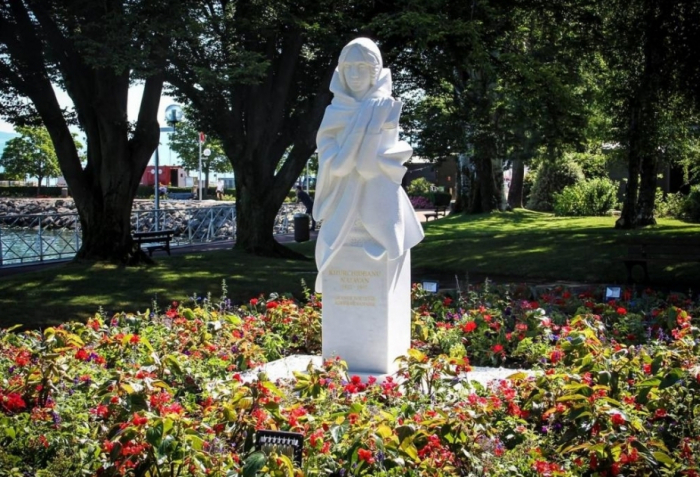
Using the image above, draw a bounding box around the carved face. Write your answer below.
[341,46,373,99]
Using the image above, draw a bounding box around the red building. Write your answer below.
[140,166,188,187]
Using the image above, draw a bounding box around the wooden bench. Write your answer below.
[622,242,700,283]
[133,230,175,256]
[424,205,449,221]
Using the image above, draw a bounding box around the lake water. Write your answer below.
[0,228,80,265]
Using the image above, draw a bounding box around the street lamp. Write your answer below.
[201,148,211,199]
[152,104,183,229]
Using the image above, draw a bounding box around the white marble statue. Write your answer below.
[313,38,424,292]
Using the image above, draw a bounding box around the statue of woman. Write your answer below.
[313,38,424,292]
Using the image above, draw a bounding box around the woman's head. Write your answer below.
[337,38,382,99]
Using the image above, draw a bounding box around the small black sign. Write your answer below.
[255,430,304,465]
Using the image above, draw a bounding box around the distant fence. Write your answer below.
[0,203,306,266]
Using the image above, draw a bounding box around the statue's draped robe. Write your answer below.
[314,68,424,292]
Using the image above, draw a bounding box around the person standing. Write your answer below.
[296,185,316,230]
[216,180,225,200]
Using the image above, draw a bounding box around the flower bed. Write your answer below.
[1,284,699,476]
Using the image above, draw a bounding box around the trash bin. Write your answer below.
[294,213,310,242]
[60,187,68,198]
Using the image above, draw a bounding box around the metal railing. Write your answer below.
[0,203,306,267]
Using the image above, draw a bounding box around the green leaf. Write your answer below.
[376,425,393,439]
[242,451,267,477]
[556,394,588,402]
[652,451,674,466]
[659,368,683,390]
[183,309,196,320]
[146,423,163,447]
[507,372,528,381]
[399,439,418,461]
[330,424,346,444]
[187,434,205,451]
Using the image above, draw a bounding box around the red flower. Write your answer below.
[654,408,667,419]
[130,334,140,345]
[610,413,625,426]
[91,404,110,419]
[491,344,505,355]
[266,301,278,309]
[357,448,375,464]
[462,321,477,333]
[549,349,563,364]
[616,307,627,315]
[74,348,89,361]
[443,297,453,306]
[13,350,31,367]
[249,298,258,306]
[131,413,148,426]
[0,391,26,414]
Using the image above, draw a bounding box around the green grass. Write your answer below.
[2,209,699,329]
[412,210,700,287]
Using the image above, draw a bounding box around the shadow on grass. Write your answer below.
[2,209,699,329]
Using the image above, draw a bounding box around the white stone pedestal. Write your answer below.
[321,244,411,377]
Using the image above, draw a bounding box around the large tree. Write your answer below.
[377,0,595,214]
[603,0,700,228]
[164,1,386,257]
[0,0,182,263]
[0,125,70,194]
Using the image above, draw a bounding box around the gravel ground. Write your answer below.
[241,354,537,386]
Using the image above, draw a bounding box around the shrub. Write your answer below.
[552,177,619,216]
[522,170,536,206]
[566,151,608,179]
[654,189,686,218]
[407,177,433,196]
[526,159,584,211]
[679,185,700,223]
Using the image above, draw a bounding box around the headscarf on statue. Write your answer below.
[313,38,424,292]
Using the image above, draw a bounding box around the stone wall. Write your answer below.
[0,198,233,233]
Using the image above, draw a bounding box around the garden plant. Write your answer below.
[1,281,699,476]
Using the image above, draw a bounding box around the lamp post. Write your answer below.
[201,148,211,199]
[154,146,161,230]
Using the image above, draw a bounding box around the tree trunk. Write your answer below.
[234,176,307,259]
[636,153,658,226]
[1,1,165,264]
[74,189,148,264]
[616,100,642,229]
[508,158,525,209]
[471,138,502,213]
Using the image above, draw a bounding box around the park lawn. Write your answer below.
[1,209,699,329]
[412,209,700,287]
